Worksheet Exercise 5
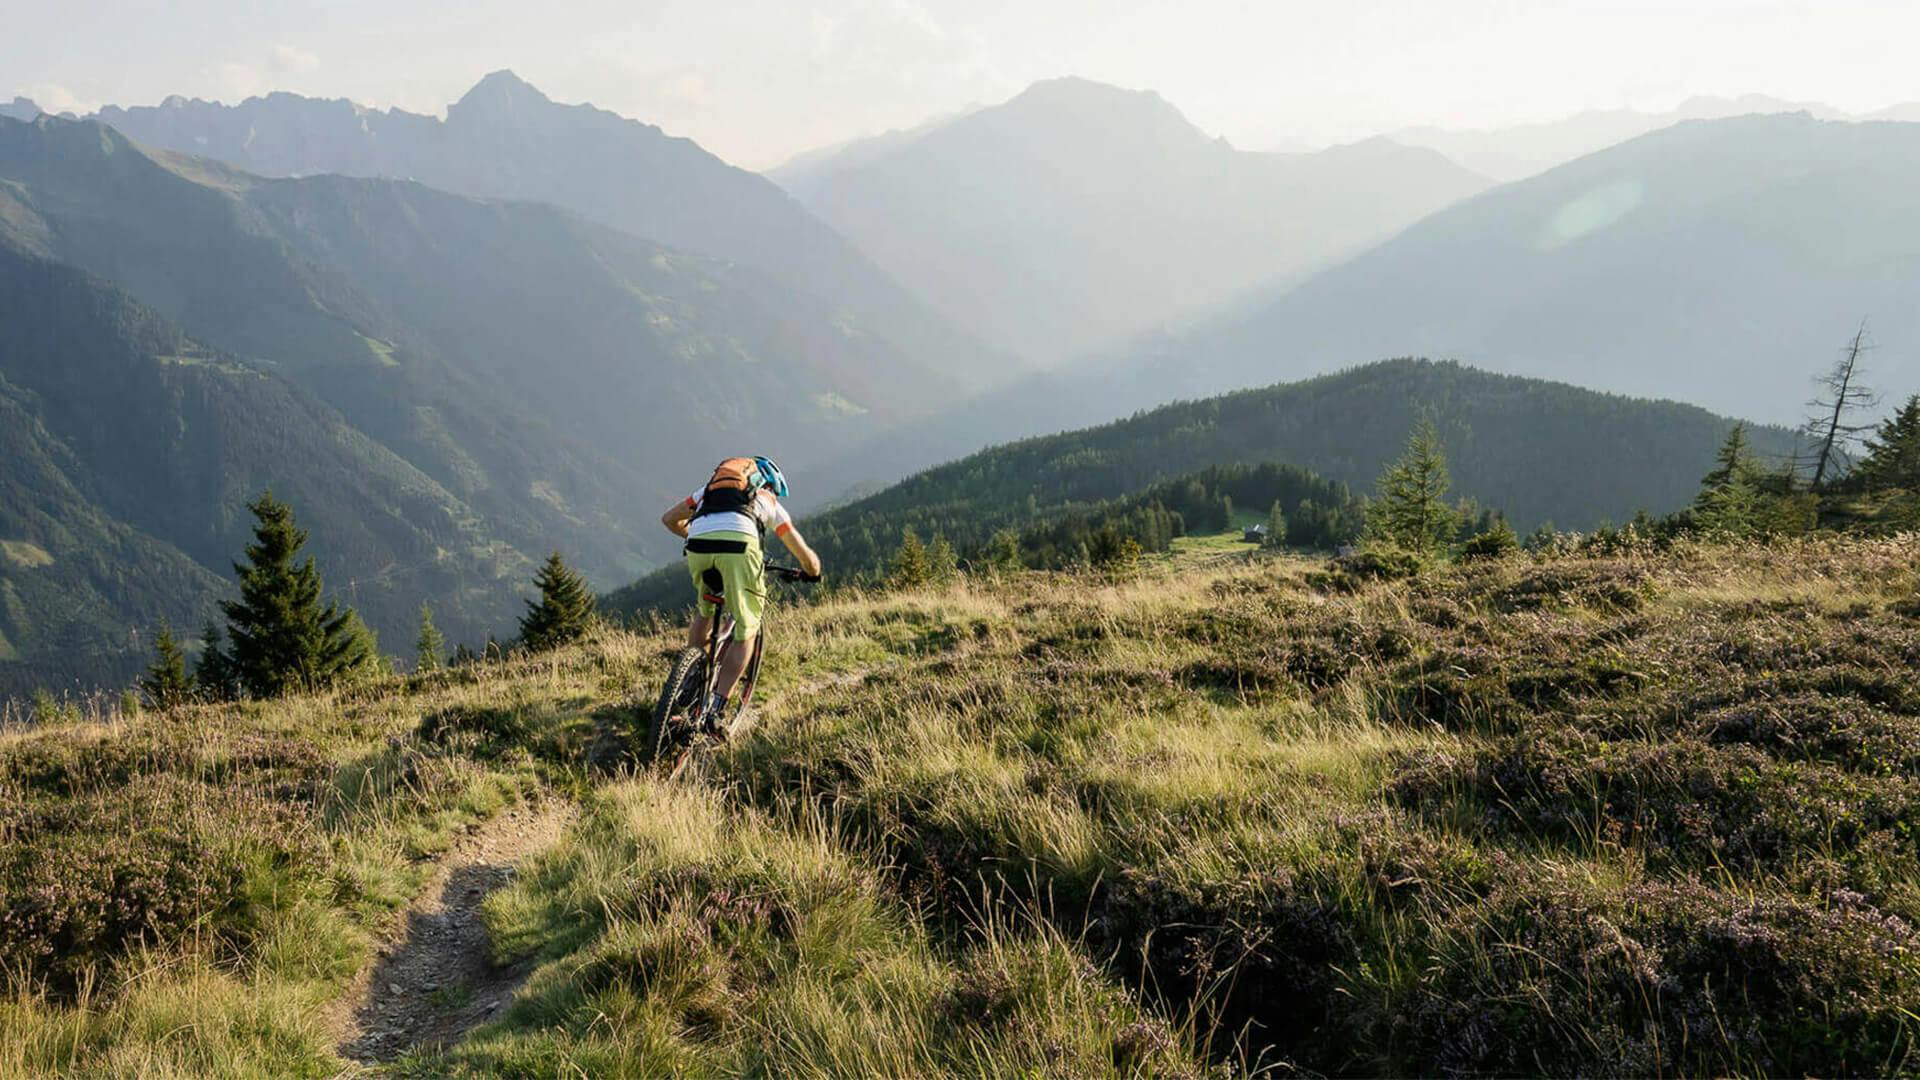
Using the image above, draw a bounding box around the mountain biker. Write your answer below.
[661,456,822,722]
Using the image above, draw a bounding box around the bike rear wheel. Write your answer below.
[729,632,766,732]
[647,647,709,765]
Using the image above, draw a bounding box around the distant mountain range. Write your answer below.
[609,358,1795,616]
[66,71,1019,392]
[778,77,1491,363]
[1149,113,1920,426]
[0,112,971,691]
[1387,94,1920,181]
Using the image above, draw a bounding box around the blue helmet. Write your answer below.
[754,456,789,498]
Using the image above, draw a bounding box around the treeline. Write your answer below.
[1008,463,1364,568]
[124,491,604,712]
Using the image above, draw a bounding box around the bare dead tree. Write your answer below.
[1804,322,1879,489]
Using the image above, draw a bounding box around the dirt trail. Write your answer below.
[328,799,576,1066]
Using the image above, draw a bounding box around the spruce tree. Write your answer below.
[139,623,194,710]
[889,528,931,589]
[1692,424,1766,536]
[1856,395,1920,491]
[194,620,237,701]
[415,603,446,673]
[1366,419,1453,553]
[926,533,960,585]
[222,491,378,698]
[519,552,596,651]
[1699,423,1754,494]
[984,529,1023,572]
[1263,501,1288,549]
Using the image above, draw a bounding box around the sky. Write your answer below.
[7,0,1920,168]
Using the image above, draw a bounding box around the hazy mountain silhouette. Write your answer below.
[0,98,39,122]
[1388,94,1914,180]
[790,76,1491,363]
[1147,113,1920,427]
[768,107,978,203]
[91,71,1020,387]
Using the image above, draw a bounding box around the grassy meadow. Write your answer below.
[4,532,1919,1076]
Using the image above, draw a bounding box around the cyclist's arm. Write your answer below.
[662,497,696,539]
[775,523,822,578]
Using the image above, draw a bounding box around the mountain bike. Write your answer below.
[644,563,818,779]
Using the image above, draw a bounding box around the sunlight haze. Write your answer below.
[9,0,1920,166]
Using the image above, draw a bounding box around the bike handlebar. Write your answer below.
[769,565,822,583]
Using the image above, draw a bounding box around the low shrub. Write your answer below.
[0,776,320,996]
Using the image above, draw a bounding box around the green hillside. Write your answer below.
[611,359,1794,616]
[0,243,531,695]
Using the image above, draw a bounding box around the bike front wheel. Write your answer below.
[647,647,709,765]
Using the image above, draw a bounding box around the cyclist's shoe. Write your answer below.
[698,693,730,736]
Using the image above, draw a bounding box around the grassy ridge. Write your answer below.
[5,534,1919,1075]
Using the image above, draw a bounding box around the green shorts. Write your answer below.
[685,531,766,642]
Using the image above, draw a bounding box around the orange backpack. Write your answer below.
[695,457,762,518]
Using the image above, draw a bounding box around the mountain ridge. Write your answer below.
[87,71,1023,390]
[794,75,1492,363]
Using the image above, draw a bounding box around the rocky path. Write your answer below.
[328,799,576,1066]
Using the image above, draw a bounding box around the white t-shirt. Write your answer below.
[685,487,793,541]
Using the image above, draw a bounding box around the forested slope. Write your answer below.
[611,360,1794,615]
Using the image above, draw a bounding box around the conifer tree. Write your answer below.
[1856,394,1920,491]
[926,533,960,585]
[1691,424,1769,536]
[519,552,596,651]
[1366,419,1453,553]
[1263,501,1288,548]
[889,528,931,589]
[1699,423,1754,494]
[415,603,446,673]
[222,491,379,698]
[984,529,1023,572]
[139,623,194,710]
[194,620,237,701]
[1804,325,1878,489]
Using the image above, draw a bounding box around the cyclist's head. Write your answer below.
[754,456,789,498]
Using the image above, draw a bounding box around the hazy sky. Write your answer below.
[8,0,1920,167]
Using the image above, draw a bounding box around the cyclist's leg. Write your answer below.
[685,552,723,649]
[710,538,767,703]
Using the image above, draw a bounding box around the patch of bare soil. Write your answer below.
[328,800,576,1066]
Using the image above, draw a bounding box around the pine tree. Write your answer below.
[222,491,378,698]
[1856,394,1920,491]
[1365,419,1453,553]
[889,528,931,589]
[1692,424,1765,536]
[519,552,596,651]
[926,533,959,585]
[415,603,446,673]
[1461,517,1520,560]
[984,529,1023,572]
[1263,501,1288,549]
[194,620,237,701]
[139,623,194,710]
[1699,423,1754,494]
